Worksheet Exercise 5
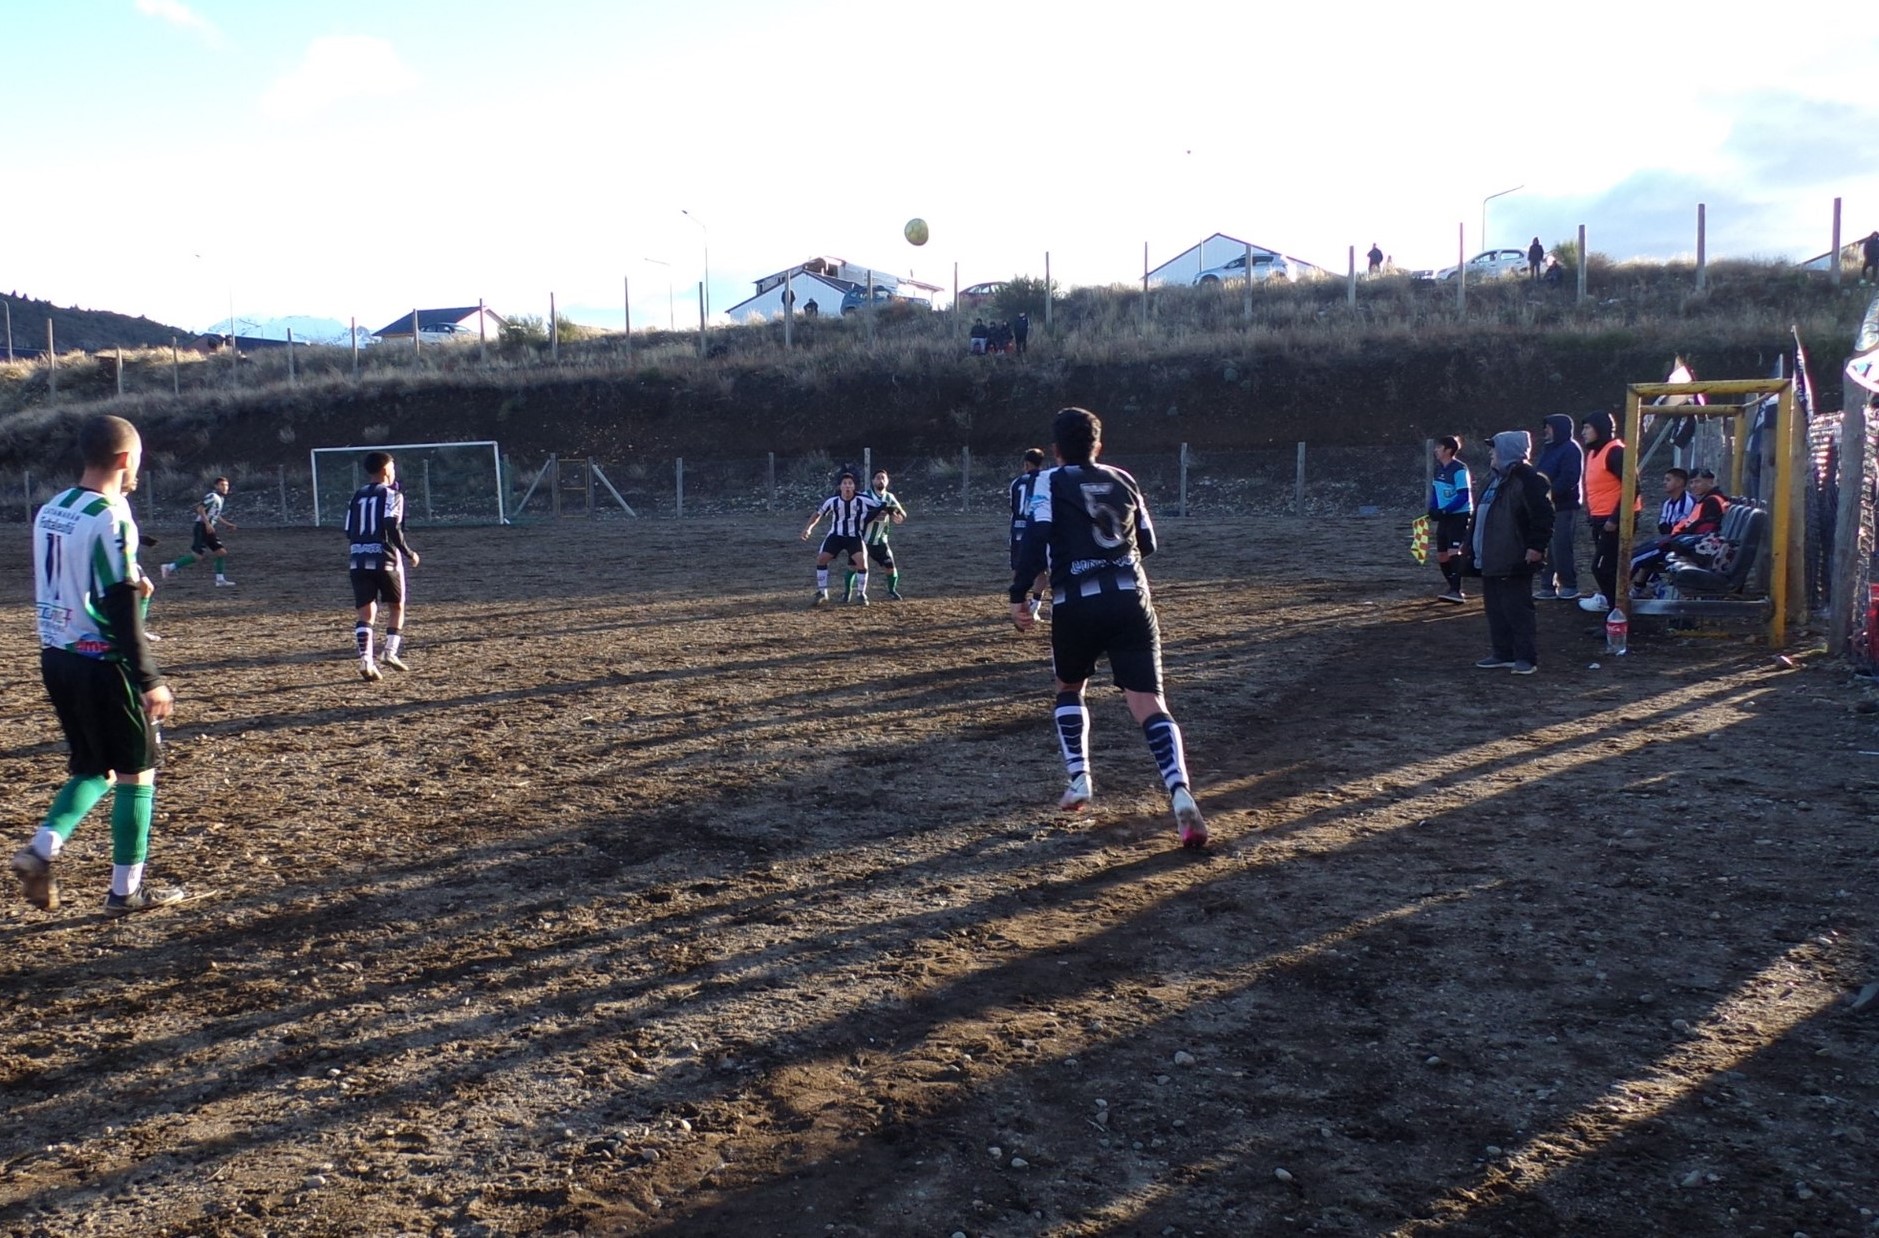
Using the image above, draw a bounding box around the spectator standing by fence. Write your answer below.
[1528,237,1545,280]
[1428,436,1473,604]
[1468,431,1553,675]
[1367,243,1384,276]
[1577,411,1637,614]
[1534,414,1584,600]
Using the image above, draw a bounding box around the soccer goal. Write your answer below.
[310,441,507,528]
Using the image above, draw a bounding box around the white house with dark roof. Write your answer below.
[1146,233,1326,287]
[723,257,944,323]
[372,305,507,344]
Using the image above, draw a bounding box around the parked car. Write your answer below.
[957,281,1007,310]
[839,287,929,315]
[1422,248,1529,282]
[1192,253,1291,286]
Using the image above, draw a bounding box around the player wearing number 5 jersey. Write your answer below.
[12,415,186,916]
[1009,407,1207,848]
[345,452,420,681]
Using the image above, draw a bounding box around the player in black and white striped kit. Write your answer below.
[1009,407,1207,848]
[801,469,884,606]
[1009,447,1050,619]
[345,451,420,680]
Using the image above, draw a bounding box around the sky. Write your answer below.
[5,0,1877,337]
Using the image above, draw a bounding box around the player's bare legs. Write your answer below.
[849,551,870,605]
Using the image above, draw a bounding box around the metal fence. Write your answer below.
[0,442,1437,531]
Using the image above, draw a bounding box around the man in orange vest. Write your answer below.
[1576,410,1639,613]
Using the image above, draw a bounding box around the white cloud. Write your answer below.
[133,0,223,46]
[261,37,420,120]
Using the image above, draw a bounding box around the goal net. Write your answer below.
[310,440,506,528]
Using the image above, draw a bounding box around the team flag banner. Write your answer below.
[1848,290,1879,396]
[1410,514,1431,564]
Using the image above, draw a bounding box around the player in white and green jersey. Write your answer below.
[12,415,185,916]
[846,469,908,601]
[161,476,238,586]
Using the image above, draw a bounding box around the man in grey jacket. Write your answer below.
[1468,431,1555,675]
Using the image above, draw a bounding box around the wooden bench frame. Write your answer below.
[1615,378,1799,646]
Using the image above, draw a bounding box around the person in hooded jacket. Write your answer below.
[1576,410,1639,613]
[1533,413,1584,600]
[1467,431,1554,675]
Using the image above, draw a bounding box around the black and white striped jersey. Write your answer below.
[1008,462,1157,604]
[1010,469,1041,529]
[812,492,884,539]
[345,482,414,571]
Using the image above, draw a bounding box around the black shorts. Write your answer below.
[864,539,894,568]
[351,565,405,608]
[1050,590,1164,695]
[819,534,864,560]
[41,648,158,777]
[192,523,225,555]
[1009,522,1026,571]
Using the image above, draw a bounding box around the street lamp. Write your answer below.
[642,258,674,330]
[1481,185,1523,254]
[681,209,709,321]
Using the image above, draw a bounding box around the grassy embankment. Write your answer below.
[0,259,1870,489]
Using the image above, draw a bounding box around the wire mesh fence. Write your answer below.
[0,442,1441,531]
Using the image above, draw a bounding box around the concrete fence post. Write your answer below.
[1294,442,1307,517]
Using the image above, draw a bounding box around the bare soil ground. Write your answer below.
[1,515,1875,1238]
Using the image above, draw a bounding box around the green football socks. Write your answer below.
[43,775,110,841]
[111,783,155,865]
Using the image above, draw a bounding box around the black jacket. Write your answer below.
[1469,462,1554,576]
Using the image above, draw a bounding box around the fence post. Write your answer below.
[1424,438,1435,503]
[1695,203,1707,292]
[551,457,562,520]
[278,464,287,524]
[171,337,180,395]
[47,322,55,399]
[423,458,433,521]
[1243,243,1253,323]
[1829,401,1867,657]
[23,470,30,522]
[1294,441,1306,517]
[143,470,153,523]
[1576,224,1588,304]
[961,446,971,513]
[115,347,123,396]
[1347,246,1356,307]
[1831,197,1843,289]
[676,457,685,518]
[863,447,872,480]
[1178,442,1189,517]
[767,452,775,512]
[352,316,360,377]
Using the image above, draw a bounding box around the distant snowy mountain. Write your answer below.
[198,315,356,345]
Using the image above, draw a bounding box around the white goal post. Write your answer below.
[310,440,506,527]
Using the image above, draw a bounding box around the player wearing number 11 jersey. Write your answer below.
[345,452,420,681]
[1008,407,1207,848]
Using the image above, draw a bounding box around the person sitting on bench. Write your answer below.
[1631,468,1730,590]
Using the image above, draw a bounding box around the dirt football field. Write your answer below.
[2,514,1876,1238]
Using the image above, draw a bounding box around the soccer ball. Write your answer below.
[904,218,929,246]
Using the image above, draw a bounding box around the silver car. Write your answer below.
[1425,248,1530,282]
[1193,252,1291,286]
